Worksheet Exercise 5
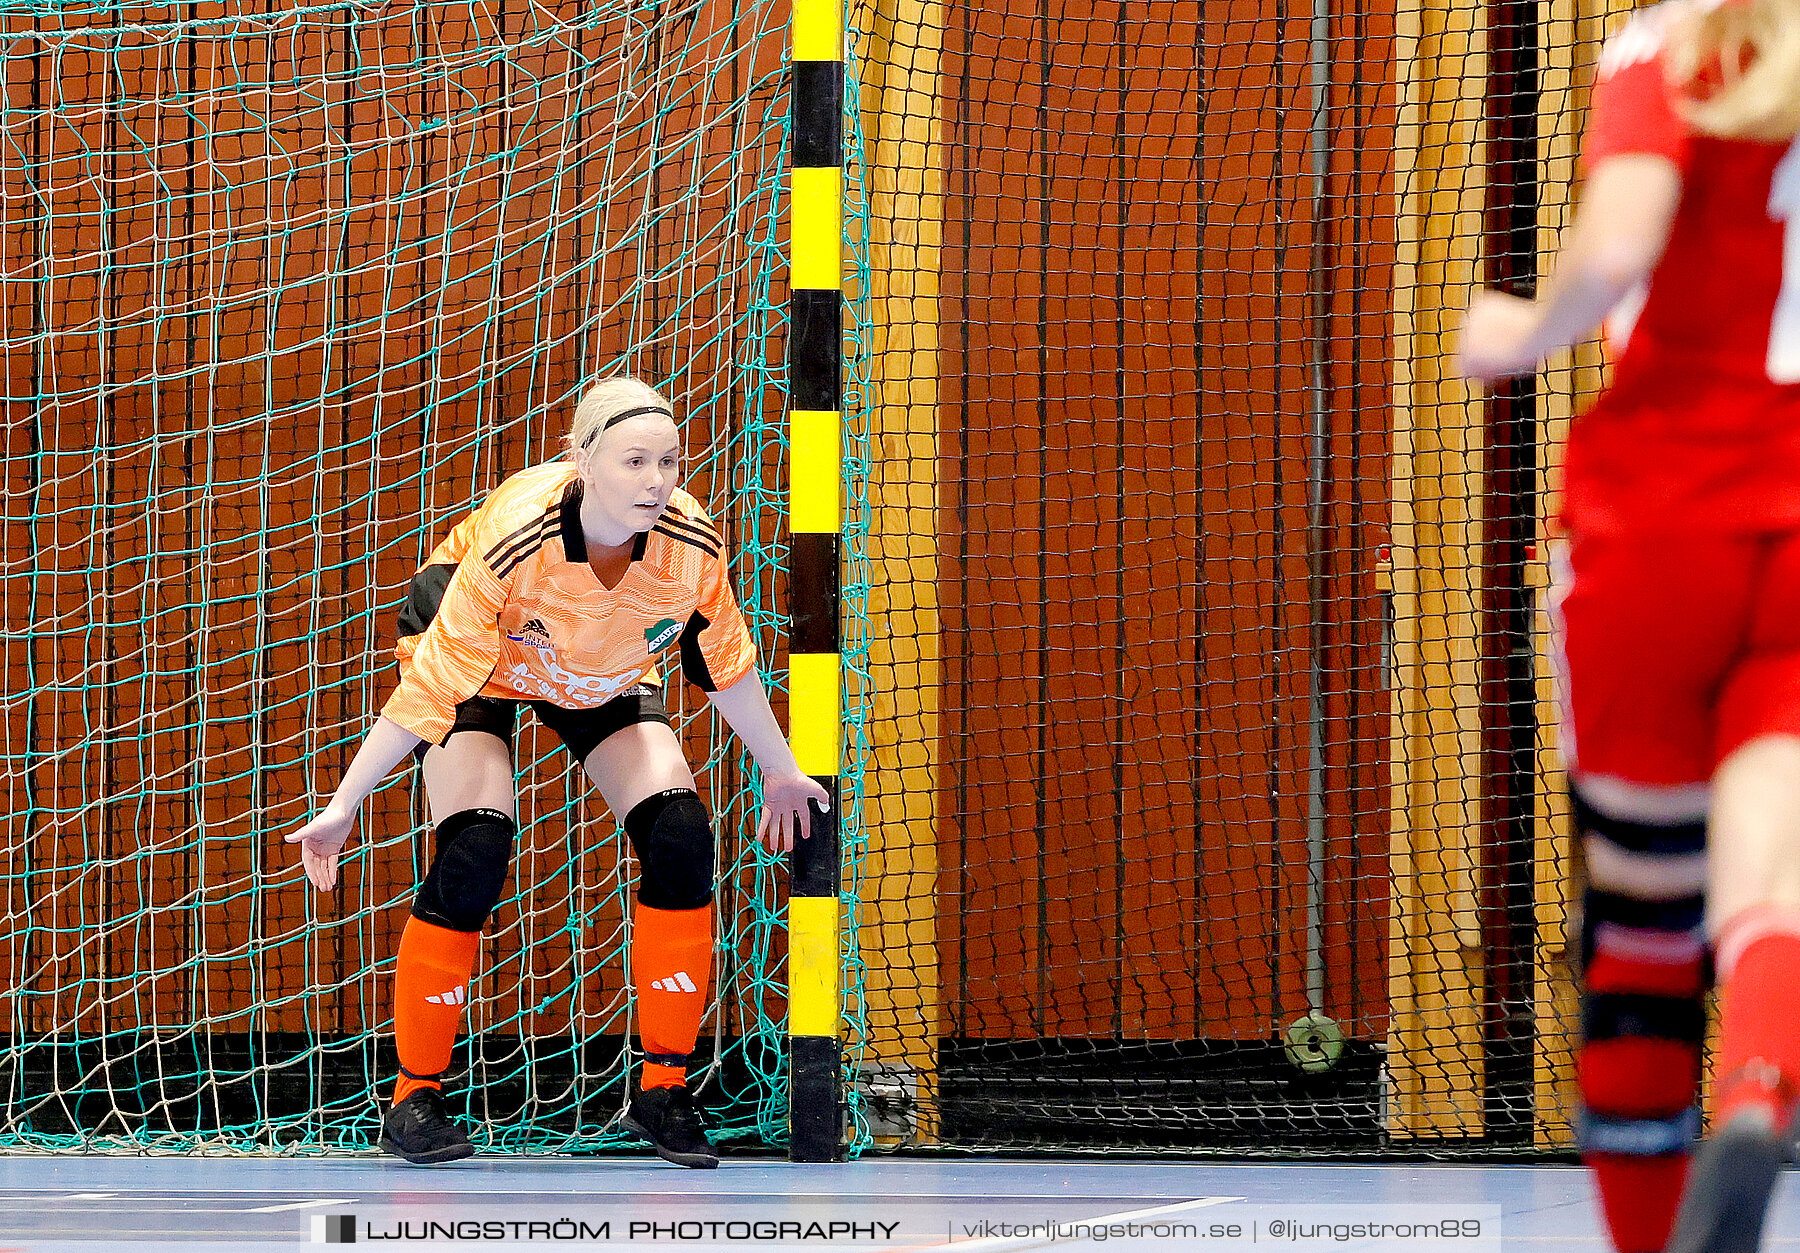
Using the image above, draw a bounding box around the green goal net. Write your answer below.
[0,0,867,1152]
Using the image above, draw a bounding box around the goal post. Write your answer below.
[787,0,851,1163]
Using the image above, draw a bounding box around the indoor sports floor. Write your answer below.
[1,1154,1794,1251]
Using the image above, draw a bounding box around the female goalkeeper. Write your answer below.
[286,377,827,1170]
[1461,1,1800,1249]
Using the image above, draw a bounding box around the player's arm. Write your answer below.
[1460,154,1683,383]
[679,534,828,854]
[288,716,423,891]
[1460,23,1688,384]
[288,552,512,891]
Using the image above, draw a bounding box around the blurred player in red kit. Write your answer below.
[1460,2,1800,1249]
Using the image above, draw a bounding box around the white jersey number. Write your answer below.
[1767,135,1800,383]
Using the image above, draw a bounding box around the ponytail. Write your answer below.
[1668,0,1800,142]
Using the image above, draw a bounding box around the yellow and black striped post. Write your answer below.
[786,0,844,1164]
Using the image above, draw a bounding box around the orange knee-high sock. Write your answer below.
[632,903,712,1090]
[1714,906,1800,1130]
[393,917,482,1105]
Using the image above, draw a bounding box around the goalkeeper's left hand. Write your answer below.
[757,770,830,855]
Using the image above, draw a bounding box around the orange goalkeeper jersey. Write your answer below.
[383,461,757,745]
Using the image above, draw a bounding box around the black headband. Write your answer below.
[581,404,676,449]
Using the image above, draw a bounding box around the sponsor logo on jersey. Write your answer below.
[424,985,467,1006]
[644,617,682,652]
[506,617,553,650]
[649,972,698,994]
[504,660,646,703]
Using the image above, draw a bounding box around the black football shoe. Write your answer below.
[1666,1103,1787,1253]
[378,1088,475,1165]
[623,1084,720,1168]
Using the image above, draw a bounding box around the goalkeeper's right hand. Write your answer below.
[287,803,357,892]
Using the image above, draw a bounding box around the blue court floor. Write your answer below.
[0,1155,1794,1252]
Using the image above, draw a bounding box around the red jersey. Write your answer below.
[1566,0,1800,534]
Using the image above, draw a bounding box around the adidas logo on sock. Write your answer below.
[649,972,698,994]
[424,986,467,1006]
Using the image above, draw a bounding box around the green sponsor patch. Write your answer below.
[644,617,682,652]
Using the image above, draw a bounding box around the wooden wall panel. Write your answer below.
[1197,0,1307,1041]
[860,0,946,1133]
[34,20,113,1038]
[1115,11,1202,1040]
[1389,0,1488,1135]
[102,14,193,1032]
[0,0,785,1064]
[940,0,1395,1045]
[1036,3,1127,1039]
[939,0,1049,1037]
[0,18,42,1033]
[209,7,333,1035]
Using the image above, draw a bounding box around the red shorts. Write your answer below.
[1552,529,1800,789]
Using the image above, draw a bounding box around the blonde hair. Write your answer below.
[1668,0,1800,142]
[564,377,676,454]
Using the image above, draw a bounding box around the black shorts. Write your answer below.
[413,684,672,764]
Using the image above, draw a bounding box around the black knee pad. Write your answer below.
[625,789,715,911]
[412,807,517,931]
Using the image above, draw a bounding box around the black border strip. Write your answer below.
[793,61,844,168]
[789,288,842,414]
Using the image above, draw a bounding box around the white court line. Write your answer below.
[244,1198,355,1213]
[60,1193,117,1200]
[0,1187,1202,1203]
[910,1195,1243,1253]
